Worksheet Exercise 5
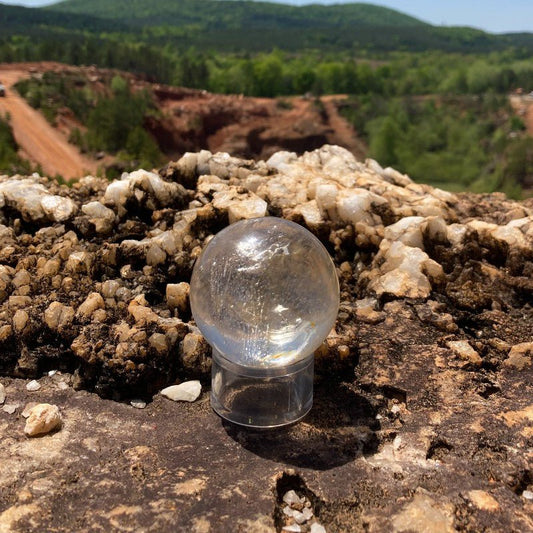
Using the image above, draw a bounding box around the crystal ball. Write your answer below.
[190,217,339,368]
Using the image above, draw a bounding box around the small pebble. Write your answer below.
[57,381,69,390]
[523,490,533,500]
[161,381,201,402]
[0,383,5,404]
[130,399,147,409]
[302,507,314,521]
[391,404,401,415]
[26,380,41,392]
[310,523,327,533]
[282,525,301,533]
[22,402,39,418]
[48,370,57,377]
[24,403,62,437]
[292,510,307,524]
[283,490,304,507]
[3,403,19,414]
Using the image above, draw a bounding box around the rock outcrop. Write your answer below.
[0,147,532,532]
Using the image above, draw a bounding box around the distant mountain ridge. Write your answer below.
[47,0,428,29]
[0,0,532,54]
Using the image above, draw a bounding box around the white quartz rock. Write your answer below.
[161,381,202,402]
[81,201,116,233]
[368,240,445,299]
[24,403,62,437]
[0,179,77,222]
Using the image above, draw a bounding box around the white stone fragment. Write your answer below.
[0,383,5,404]
[130,399,147,409]
[41,195,77,222]
[22,402,38,418]
[447,340,482,366]
[166,282,190,312]
[368,241,444,299]
[24,403,62,437]
[295,200,323,227]
[336,188,383,226]
[292,510,308,524]
[266,151,298,172]
[227,197,267,224]
[81,201,115,233]
[146,244,166,265]
[0,179,77,222]
[283,490,304,506]
[45,302,75,331]
[446,224,467,247]
[315,183,338,212]
[77,292,105,318]
[3,403,19,414]
[522,490,533,500]
[161,381,202,402]
[384,216,425,249]
[282,525,301,533]
[26,380,41,392]
[103,169,185,215]
[383,166,413,187]
[310,523,327,533]
[302,507,314,521]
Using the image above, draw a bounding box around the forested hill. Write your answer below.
[0,3,129,33]
[20,0,531,53]
[49,0,426,28]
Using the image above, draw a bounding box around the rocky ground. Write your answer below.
[0,145,532,532]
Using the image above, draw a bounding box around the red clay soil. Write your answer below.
[151,88,367,162]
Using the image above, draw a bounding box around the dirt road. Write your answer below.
[0,68,98,179]
[321,95,366,160]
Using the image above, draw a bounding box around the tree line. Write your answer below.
[1,36,532,99]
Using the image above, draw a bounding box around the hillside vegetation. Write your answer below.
[0,114,40,176]
[341,94,532,197]
[0,0,532,57]
[50,0,426,28]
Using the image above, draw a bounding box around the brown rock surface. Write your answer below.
[1,146,532,531]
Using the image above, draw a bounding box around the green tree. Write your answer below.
[368,116,401,166]
[252,52,283,97]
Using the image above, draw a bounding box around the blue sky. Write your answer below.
[1,0,532,33]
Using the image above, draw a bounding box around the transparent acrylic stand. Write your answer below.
[211,348,314,428]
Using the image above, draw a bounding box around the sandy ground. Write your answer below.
[0,68,98,179]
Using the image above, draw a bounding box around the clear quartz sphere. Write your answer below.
[190,217,339,427]
[190,217,340,369]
